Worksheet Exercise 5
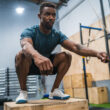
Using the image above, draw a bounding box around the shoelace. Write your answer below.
[54,89,65,96]
[19,91,27,99]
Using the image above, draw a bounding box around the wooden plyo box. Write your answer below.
[73,87,108,104]
[89,87,108,104]
[63,75,72,89]
[74,88,89,99]
[71,73,92,88]
[4,98,88,110]
[64,88,74,97]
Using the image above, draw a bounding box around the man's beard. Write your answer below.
[44,22,53,30]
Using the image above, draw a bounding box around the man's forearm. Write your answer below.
[74,44,98,57]
[21,41,41,59]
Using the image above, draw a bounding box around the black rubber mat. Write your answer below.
[89,106,110,110]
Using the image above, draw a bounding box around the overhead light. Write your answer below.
[16,7,24,14]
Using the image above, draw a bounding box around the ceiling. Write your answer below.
[28,0,70,8]
[0,0,69,8]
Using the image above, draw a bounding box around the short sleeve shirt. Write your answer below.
[21,25,68,58]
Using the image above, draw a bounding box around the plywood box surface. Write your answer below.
[74,87,108,104]
[64,88,74,97]
[71,73,92,88]
[63,75,72,89]
[4,98,88,110]
[89,87,108,104]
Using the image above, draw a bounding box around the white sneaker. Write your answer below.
[16,90,28,104]
[49,88,70,100]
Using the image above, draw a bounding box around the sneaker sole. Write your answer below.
[16,100,27,104]
[49,96,70,100]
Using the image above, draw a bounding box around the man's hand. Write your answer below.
[96,52,109,63]
[33,55,53,75]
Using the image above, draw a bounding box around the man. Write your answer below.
[15,2,109,104]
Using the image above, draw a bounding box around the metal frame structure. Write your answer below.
[100,0,110,73]
[80,24,103,103]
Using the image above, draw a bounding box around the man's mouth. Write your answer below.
[48,21,53,25]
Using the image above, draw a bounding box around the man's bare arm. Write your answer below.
[20,38,41,58]
[61,39,109,62]
[61,39,98,57]
[21,38,53,74]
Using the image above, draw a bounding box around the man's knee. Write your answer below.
[60,52,72,62]
[15,51,23,66]
[15,51,32,67]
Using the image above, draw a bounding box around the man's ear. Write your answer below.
[38,13,41,19]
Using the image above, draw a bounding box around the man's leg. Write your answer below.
[15,50,32,103]
[49,52,72,99]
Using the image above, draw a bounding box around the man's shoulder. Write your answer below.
[52,28,62,36]
[21,25,39,38]
[23,25,39,34]
[28,25,39,31]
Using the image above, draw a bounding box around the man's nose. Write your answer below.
[48,15,55,20]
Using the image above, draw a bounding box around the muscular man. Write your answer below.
[15,2,109,104]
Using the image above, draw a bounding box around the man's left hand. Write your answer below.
[96,52,109,63]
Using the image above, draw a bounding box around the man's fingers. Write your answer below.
[42,63,47,71]
[39,61,53,75]
[44,60,53,74]
[39,64,43,72]
[49,61,53,71]
[97,52,110,63]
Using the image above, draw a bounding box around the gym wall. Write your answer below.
[62,14,110,81]
[59,0,110,37]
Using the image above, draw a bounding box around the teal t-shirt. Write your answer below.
[21,25,68,58]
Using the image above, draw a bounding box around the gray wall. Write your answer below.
[0,1,39,69]
[58,0,110,37]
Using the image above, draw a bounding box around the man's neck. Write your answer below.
[39,24,51,35]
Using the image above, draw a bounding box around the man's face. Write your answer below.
[39,7,56,30]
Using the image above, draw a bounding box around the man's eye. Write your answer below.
[53,14,56,17]
[46,13,50,16]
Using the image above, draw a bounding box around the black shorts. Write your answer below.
[28,54,57,75]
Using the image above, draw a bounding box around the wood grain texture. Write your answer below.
[73,87,108,104]
[4,98,88,110]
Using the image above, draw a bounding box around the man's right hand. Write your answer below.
[33,55,53,75]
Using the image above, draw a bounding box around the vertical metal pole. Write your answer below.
[100,0,110,73]
[80,23,89,102]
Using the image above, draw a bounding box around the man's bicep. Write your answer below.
[61,39,78,51]
[20,37,33,48]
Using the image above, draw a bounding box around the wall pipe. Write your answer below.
[56,0,85,23]
[100,0,110,73]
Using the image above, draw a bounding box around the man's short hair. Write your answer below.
[40,2,56,14]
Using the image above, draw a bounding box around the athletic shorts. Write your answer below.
[28,54,57,75]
